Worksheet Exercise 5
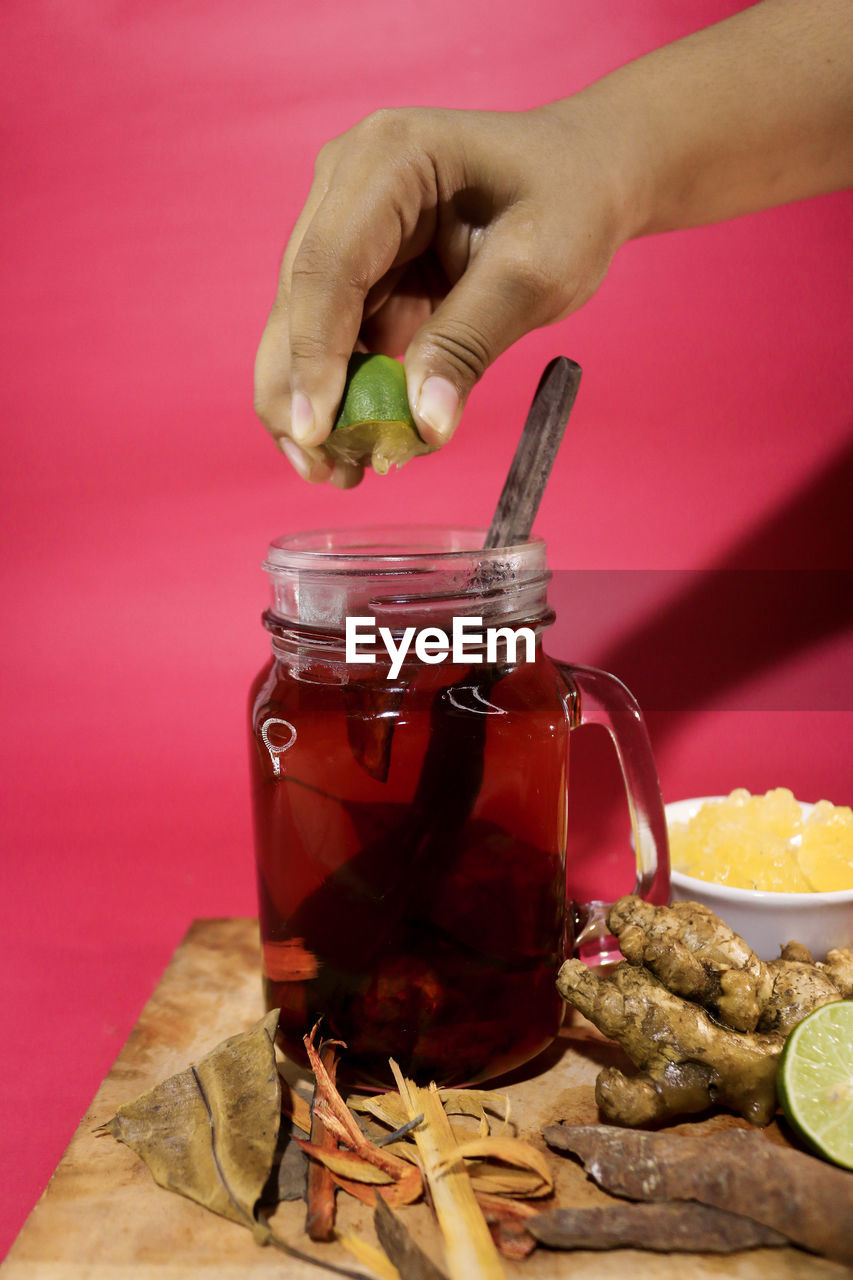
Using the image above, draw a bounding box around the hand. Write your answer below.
[255,1,853,487]
[254,102,635,485]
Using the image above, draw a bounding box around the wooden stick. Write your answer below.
[484,356,582,549]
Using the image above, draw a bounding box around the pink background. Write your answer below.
[2,0,851,1253]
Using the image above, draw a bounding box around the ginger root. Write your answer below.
[557,895,853,1127]
[607,895,844,1035]
[557,958,782,1126]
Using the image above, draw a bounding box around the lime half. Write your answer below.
[326,353,436,475]
[778,1000,853,1169]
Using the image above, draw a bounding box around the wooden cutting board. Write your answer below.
[2,918,848,1280]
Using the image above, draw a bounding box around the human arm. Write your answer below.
[254,0,853,485]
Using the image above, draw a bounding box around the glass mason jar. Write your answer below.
[248,526,669,1088]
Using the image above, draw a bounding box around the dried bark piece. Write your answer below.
[374,1193,449,1280]
[302,1028,423,1209]
[476,1195,539,1260]
[305,1039,340,1242]
[527,1202,787,1252]
[344,680,406,782]
[266,1130,309,1203]
[543,1123,853,1266]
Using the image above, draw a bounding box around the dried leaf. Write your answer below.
[101,1010,281,1232]
[391,1063,507,1280]
[329,1164,425,1209]
[527,1202,788,1253]
[438,1090,511,1137]
[100,1012,368,1279]
[280,1076,314,1135]
[374,1194,449,1280]
[438,1137,552,1198]
[544,1124,853,1266]
[299,1142,395,1184]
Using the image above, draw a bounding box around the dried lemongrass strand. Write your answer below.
[300,1144,397,1184]
[390,1062,507,1280]
[337,1229,403,1280]
[327,1165,424,1210]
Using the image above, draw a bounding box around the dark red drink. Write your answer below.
[249,650,569,1087]
[248,526,668,1088]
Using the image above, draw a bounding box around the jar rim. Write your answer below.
[264,524,546,573]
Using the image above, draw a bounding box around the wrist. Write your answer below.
[540,83,659,249]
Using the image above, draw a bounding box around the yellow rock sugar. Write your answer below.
[669,788,853,892]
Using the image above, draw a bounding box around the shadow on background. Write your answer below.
[559,431,853,901]
[599,433,853,714]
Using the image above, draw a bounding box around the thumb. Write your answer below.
[404,234,549,447]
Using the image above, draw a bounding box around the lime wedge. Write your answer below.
[777,1000,853,1169]
[326,353,436,475]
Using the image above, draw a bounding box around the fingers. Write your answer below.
[255,113,442,479]
[404,220,560,447]
[285,188,436,449]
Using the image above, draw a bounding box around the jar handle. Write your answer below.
[555,661,670,962]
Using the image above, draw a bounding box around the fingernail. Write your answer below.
[416,376,459,444]
[290,392,315,444]
[330,459,363,490]
[279,437,314,481]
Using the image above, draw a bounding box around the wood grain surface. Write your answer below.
[3,919,849,1280]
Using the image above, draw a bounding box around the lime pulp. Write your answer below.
[326,353,435,475]
[778,1000,853,1169]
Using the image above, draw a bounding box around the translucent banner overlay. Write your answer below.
[545,569,853,711]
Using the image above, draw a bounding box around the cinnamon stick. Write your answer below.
[305,1040,339,1241]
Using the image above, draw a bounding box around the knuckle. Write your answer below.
[424,318,493,384]
[288,330,331,365]
[313,132,343,179]
[292,230,367,295]
[356,106,425,152]
[496,236,561,313]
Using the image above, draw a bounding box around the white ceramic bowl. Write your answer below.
[666,796,853,962]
